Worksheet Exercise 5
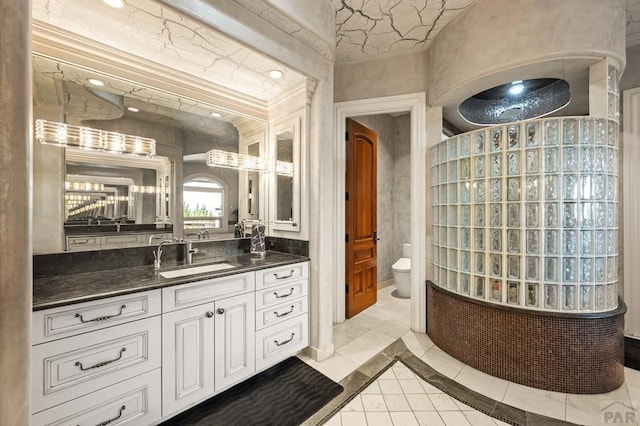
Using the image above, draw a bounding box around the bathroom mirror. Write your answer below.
[32,53,267,253]
[271,117,300,232]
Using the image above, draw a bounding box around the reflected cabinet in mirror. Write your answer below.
[271,116,300,232]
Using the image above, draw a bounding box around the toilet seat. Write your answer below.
[392,258,410,272]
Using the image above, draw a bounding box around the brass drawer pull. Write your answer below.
[273,270,295,280]
[86,404,126,426]
[274,333,295,347]
[274,305,295,318]
[75,305,126,323]
[75,348,126,371]
[273,288,294,299]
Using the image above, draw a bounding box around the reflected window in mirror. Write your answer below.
[183,176,229,237]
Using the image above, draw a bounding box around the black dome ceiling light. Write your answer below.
[458,78,571,125]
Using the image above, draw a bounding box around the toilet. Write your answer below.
[392,243,411,298]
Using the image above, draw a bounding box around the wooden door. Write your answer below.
[345,118,378,318]
[214,292,255,392]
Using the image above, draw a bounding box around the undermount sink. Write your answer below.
[159,263,235,279]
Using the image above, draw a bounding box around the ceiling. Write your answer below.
[31,0,640,137]
[333,0,640,64]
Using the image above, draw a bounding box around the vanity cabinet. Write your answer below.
[31,290,163,425]
[31,260,309,424]
[162,291,255,417]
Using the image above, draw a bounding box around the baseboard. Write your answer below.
[378,279,394,289]
[625,336,640,370]
[305,343,335,362]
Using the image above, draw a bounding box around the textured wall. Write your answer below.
[350,115,411,283]
[428,0,626,106]
[334,51,429,103]
[621,44,640,91]
[0,0,32,422]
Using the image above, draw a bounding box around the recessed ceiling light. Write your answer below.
[268,70,284,80]
[210,112,222,118]
[509,81,525,96]
[103,0,125,8]
[127,107,140,112]
[87,78,104,87]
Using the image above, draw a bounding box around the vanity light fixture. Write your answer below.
[103,0,125,8]
[87,78,105,87]
[127,107,140,112]
[65,182,105,192]
[205,149,293,176]
[268,69,284,80]
[275,160,294,177]
[210,112,222,118]
[206,149,269,173]
[35,119,156,157]
[130,185,161,194]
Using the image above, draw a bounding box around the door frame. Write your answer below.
[334,93,427,332]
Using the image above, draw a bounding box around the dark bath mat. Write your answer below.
[161,356,343,426]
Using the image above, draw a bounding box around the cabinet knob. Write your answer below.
[206,311,214,318]
[217,308,225,315]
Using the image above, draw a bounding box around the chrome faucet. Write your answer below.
[199,230,210,240]
[153,240,174,269]
[185,240,199,265]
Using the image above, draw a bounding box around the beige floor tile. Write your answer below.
[502,381,566,420]
[342,395,364,412]
[462,411,500,425]
[454,365,509,401]
[303,352,360,383]
[361,381,382,395]
[420,347,465,379]
[405,394,436,411]
[428,393,460,411]
[379,368,397,380]
[323,413,342,426]
[399,379,426,394]
[340,411,367,426]
[392,364,418,380]
[378,379,403,394]
[454,400,477,411]
[414,411,445,426]
[566,385,635,426]
[383,394,412,411]
[439,411,472,426]
[332,330,353,351]
[361,394,388,412]
[389,411,419,426]
[365,411,394,426]
[333,320,370,340]
[419,379,444,394]
[401,331,435,358]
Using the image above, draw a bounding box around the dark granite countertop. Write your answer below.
[33,251,309,311]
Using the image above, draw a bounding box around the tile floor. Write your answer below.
[299,285,640,426]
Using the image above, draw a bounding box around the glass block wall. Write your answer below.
[430,116,619,312]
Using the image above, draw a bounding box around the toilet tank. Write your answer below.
[402,243,411,258]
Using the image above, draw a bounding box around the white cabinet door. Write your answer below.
[214,292,255,392]
[162,302,215,417]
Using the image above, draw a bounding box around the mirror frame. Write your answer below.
[270,116,300,232]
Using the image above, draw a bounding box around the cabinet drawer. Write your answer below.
[255,262,308,289]
[31,369,161,426]
[256,297,308,330]
[66,236,100,251]
[33,290,161,345]
[255,279,308,310]
[255,313,308,371]
[162,272,255,312]
[32,317,161,413]
[101,234,141,248]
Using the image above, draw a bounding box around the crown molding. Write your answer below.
[32,21,269,122]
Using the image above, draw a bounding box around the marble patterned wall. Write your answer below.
[351,115,411,283]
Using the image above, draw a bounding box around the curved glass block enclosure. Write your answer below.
[430,117,619,312]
